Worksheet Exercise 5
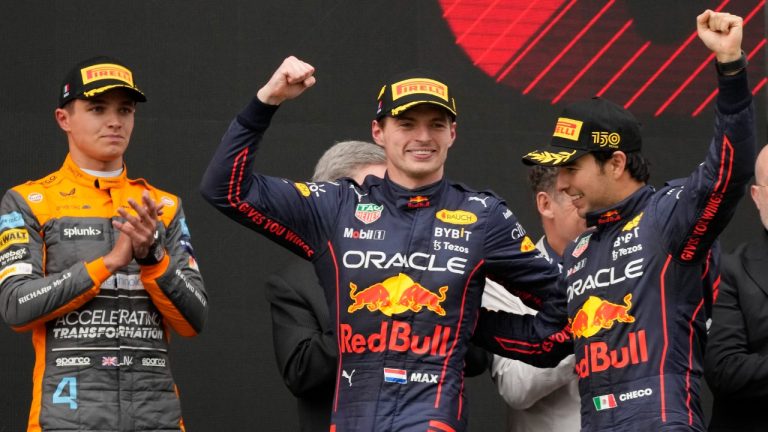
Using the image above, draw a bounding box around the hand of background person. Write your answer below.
[113,191,165,261]
[256,56,316,106]
[697,10,743,63]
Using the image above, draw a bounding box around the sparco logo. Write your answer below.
[56,356,91,367]
[343,228,385,240]
[142,357,167,367]
[61,224,104,240]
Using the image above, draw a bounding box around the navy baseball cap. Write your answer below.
[522,97,641,166]
[59,55,146,108]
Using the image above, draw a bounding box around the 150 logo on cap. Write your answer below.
[81,63,134,86]
[392,78,448,101]
[553,117,583,141]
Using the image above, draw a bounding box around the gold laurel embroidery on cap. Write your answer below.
[526,150,577,165]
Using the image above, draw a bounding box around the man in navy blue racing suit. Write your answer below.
[480,10,754,431]
[200,61,571,431]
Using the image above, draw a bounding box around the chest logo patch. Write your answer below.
[355,203,383,224]
[622,212,644,232]
[572,233,591,258]
[435,209,477,225]
[348,273,447,317]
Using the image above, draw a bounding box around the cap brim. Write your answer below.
[521,147,589,166]
[390,100,456,118]
[82,84,147,103]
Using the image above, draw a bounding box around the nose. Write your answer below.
[414,124,431,143]
[105,110,122,129]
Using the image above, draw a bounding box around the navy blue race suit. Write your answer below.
[200,99,570,432]
[484,71,754,431]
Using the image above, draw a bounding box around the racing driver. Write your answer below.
[506,10,755,431]
[200,60,570,431]
[0,56,208,431]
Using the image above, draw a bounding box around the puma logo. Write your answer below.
[342,369,355,387]
[469,196,489,208]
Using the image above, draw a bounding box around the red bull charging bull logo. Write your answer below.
[348,273,448,317]
[570,294,635,339]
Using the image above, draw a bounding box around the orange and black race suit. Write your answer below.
[200,99,570,432]
[0,156,208,432]
[488,71,753,431]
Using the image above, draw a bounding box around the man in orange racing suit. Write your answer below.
[0,56,208,432]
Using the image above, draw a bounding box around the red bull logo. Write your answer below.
[575,330,648,378]
[570,294,635,339]
[348,273,448,317]
[339,321,451,356]
[407,195,430,208]
[598,210,621,224]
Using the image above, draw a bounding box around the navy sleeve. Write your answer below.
[656,71,755,263]
[200,97,344,260]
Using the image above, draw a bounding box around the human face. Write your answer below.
[751,148,768,230]
[55,89,136,171]
[557,154,614,218]
[371,104,455,189]
[550,176,588,244]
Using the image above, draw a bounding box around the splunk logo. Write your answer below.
[61,224,104,241]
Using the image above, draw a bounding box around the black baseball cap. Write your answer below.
[375,69,457,120]
[522,97,641,166]
[58,56,147,108]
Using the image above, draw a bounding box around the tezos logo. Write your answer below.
[61,224,104,240]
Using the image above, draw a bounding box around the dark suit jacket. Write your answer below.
[265,259,336,432]
[705,229,768,432]
[265,259,492,432]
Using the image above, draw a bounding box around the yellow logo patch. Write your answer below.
[294,183,311,197]
[0,228,29,252]
[520,236,536,252]
[435,210,477,225]
[622,212,644,232]
[553,117,583,141]
[81,63,134,86]
[392,78,448,102]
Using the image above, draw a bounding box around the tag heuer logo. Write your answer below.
[355,203,383,224]
[572,233,591,258]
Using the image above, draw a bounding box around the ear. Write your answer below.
[371,119,385,146]
[609,151,628,179]
[536,191,554,220]
[447,120,457,149]
[54,108,71,132]
[751,184,760,209]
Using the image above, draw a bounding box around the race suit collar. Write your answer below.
[62,154,128,190]
[382,174,447,210]
[586,185,654,228]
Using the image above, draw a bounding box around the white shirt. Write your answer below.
[481,236,580,432]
